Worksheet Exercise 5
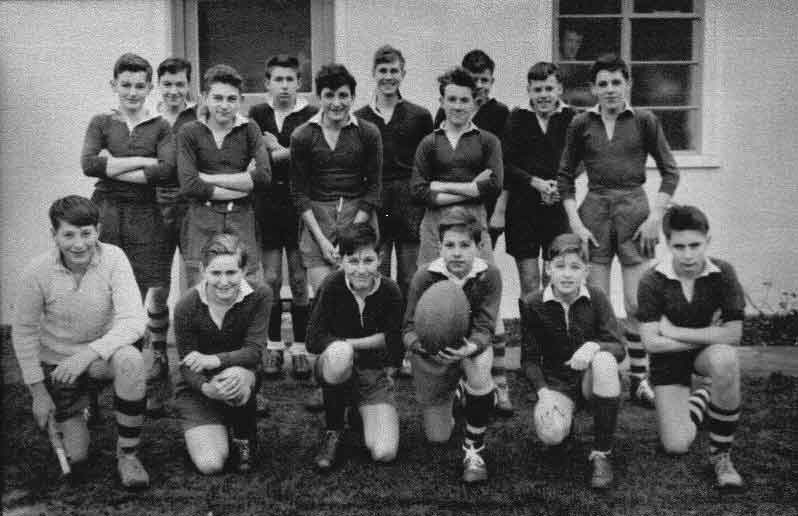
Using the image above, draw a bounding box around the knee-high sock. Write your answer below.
[227,393,258,440]
[292,303,310,344]
[592,395,620,452]
[267,302,283,346]
[147,309,169,352]
[464,387,494,448]
[708,402,740,454]
[689,388,710,428]
[114,395,145,453]
[322,384,347,430]
[625,331,648,381]
[491,333,507,384]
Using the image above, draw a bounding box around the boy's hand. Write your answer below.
[353,209,370,224]
[98,149,112,158]
[318,236,339,265]
[181,351,221,373]
[437,338,478,363]
[31,388,56,430]
[262,131,284,151]
[474,169,493,183]
[201,381,225,401]
[52,349,98,384]
[658,316,677,339]
[565,341,601,371]
[571,221,599,251]
[633,213,661,258]
[210,370,243,401]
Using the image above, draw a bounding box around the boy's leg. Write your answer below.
[262,248,286,377]
[287,246,311,376]
[410,353,460,443]
[461,347,495,483]
[516,257,541,299]
[394,239,419,378]
[314,342,354,470]
[693,344,743,487]
[582,351,621,488]
[144,285,171,416]
[491,318,513,416]
[185,424,230,475]
[360,403,399,463]
[621,263,656,408]
[221,367,258,472]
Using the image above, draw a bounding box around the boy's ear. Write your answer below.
[109,79,117,90]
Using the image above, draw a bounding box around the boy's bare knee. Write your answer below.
[707,345,739,381]
[661,437,691,455]
[370,443,398,463]
[193,452,227,475]
[591,351,619,375]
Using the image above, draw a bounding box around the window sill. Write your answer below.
[646,153,721,170]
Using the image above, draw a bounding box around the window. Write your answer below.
[554,0,703,151]
[173,0,334,109]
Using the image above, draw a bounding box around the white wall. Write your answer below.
[0,0,172,322]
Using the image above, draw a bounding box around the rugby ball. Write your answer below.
[534,390,575,446]
[414,280,471,354]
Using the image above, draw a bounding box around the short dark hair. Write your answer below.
[338,223,379,256]
[589,54,630,83]
[527,61,562,83]
[314,63,357,96]
[49,195,99,230]
[157,57,192,82]
[372,45,405,70]
[200,232,249,268]
[461,49,495,74]
[437,206,482,244]
[548,233,588,262]
[662,205,710,239]
[265,54,300,79]
[203,64,244,93]
[438,66,477,97]
[113,53,153,82]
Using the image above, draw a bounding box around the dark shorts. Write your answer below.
[409,348,491,407]
[255,184,301,250]
[379,178,424,243]
[42,362,109,423]
[543,373,590,410]
[157,187,188,260]
[173,387,257,432]
[92,193,172,291]
[505,200,571,260]
[316,363,396,407]
[181,200,261,286]
[578,187,651,266]
[299,198,378,269]
[649,350,701,387]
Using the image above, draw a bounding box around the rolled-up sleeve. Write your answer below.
[475,133,503,198]
[557,117,585,200]
[142,123,177,185]
[410,135,435,205]
[290,127,314,213]
[81,115,108,178]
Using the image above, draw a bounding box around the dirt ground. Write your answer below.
[2,324,797,516]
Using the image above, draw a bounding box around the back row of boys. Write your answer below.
[16,45,745,489]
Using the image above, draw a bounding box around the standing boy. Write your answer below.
[403,208,502,483]
[177,63,271,287]
[637,205,745,488]
[249,55,318,380]
[412,67,512,415]
[13,196,150,488]
[354,45,433,376]
[503,62,575,298]
[520,233,626,489]
[81,53,176,415]
[307,223,403,471]
[557,55,680,407]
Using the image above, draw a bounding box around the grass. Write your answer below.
[2,324,798,516]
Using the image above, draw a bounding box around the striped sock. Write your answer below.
[688,388,710,428]
[626,332,648,382]
[464,424,486,449]
[115,395,146,454]
[707,403,740,454]
[491,333,507,386]
[147,309,169,352]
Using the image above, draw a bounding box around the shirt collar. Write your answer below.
[542,283,591,304]
[369,92,403,115]
[587,103,634,115]
[109,107,162,126]
[520,100,568,114]
[344,274,382,299]
[266,95,309,113]
[434,120,479,134]
[52,243,102,271]
[427,256,488,282]
[654,256,721,281]
[198,107,250,129]
[196,278,254,306]
[308,111,359,127]
[156,101,197,116]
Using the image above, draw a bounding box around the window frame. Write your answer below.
[553,0,720,168]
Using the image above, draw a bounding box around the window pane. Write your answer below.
[559,64,596,108]
[632,19,694,61]
[559,0,620,15]
[559,19,621,61]
[651,109,697,151]
[631,64,695,106]
[634,0,693,13]
[198,0,313,93]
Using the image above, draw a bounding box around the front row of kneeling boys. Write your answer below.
[13,197,745,491]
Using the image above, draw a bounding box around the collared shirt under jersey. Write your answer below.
[81,109,176,202]
[177,112,271,201]
[306,269,404,369]
[636,256,746,329]
[290,112,383,215]
[12,243,147,385]
[411,122,503,206]
[557,104,679,200]
[354,95,433,181]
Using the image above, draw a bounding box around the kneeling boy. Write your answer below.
[520,233,626,489]
[637,205,745,488]
[307,223,403,471]
[403,207,502,483]
[13,196,150,488]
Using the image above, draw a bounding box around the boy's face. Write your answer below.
[111,71,152,112]
[561,30,583,60]
[319,85,353,124]
[203,253,244,304]
[528,74,563,115]
[52,220,99,271]
[265,66,300,104]
[440,84,476,129]
[342,246,380,292]
[591,70,630,113]
[440,227,478,279]
[546,252,588,299]
[158,70,190,110]
[373,59,405,96]
[204,82,242,126]
[667,230,710,279]
[469,69,494,104]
